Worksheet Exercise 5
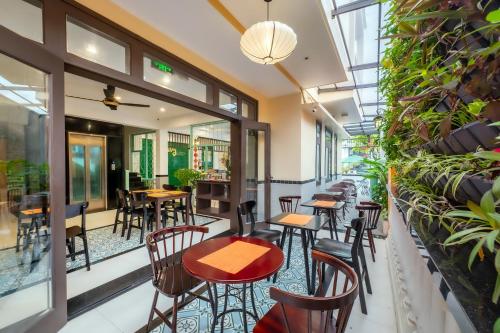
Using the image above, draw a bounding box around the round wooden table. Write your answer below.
[183,236,284,333]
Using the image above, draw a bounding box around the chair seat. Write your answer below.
[249,229,282,243]
[154,263,202,297]
[253,303,336,333]
[343,223,376,231]
[66,226,82,238]
[312,238,352,261]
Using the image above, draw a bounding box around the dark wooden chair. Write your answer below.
[253,250,359,333]
[237,200,283,282]
[312,217,372,314]
[344,201,382,262]
[164,185,195,226]
[127,191,155,243]
[65,202,91,271]
[113,188,130,237]
[145,225,212,333]
[278,195,301,269]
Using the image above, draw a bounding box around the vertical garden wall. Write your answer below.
[381,0,499,331]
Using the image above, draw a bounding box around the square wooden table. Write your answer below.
[301,200,345,240]
[266,212,327,294]
[132,189,190,230]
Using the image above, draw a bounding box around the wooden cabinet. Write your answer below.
[196,180,231,218]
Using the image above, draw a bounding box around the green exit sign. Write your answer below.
[151,59,173,74]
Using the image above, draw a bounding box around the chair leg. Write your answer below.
[359,247,372,294]
[171,296,179,333]
[344,227,351,243]
[70,237,76,261]
[126,215,134,240]
[286,228,293,269]
[113,208,120,233]
[368,230,376,261]
[121,212,128,237]
[139,214,146,244]
[82,234,91,271]
[353,259,368,315]
[146,290,159,332]
[66,238,72,256]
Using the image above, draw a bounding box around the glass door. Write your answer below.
[241,121,271,222]
[68,133,106,211]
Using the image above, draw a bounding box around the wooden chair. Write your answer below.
[253,250,359,333]
[312,217,372,314]
[237,200,283,282]
[113,188,130,237]
[344,202,382,262]
[164,186,196,226]
[278,195,301,269]
[65,202,91,271]
[127,191,155,243]
[145,225,212,333]
[16,194,50,252]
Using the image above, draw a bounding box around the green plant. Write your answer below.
[443,176,500,304]
[174,168,205,186]
[361,158,388,211]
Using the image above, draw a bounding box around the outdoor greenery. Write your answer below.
[380,0,500,316]
[174,168,205,187]
[361,158,388,212]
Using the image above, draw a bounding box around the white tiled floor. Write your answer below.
[60,224,396,333]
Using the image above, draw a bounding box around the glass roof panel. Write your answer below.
[353,67,378,85]
[357,87,379,103]
[337,4,379,66]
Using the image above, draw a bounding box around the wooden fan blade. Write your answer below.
[118,102,150,108]
[66,95,102,102]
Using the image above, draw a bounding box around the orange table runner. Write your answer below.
[147,191,186,198]
[278,214,313,226]
[21,208,49,215]
[197,240,270,274]
[312,200,337,208]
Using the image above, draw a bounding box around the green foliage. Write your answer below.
[443,177,500,304]
[361,158,388,211]
[174,168,205,186]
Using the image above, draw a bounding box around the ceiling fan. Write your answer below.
[66,85,150,111]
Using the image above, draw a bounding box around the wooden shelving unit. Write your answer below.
[196,180,231,219]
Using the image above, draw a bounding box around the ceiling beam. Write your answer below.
[318,82,378,93]
[332,0,377,17]
[348,62,379,71]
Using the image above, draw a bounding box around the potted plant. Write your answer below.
[174,168,205,187]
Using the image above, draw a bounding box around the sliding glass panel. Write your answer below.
[0,0,43,43]
[70,144,86,202]
[219,89,237,113]
[89,146,102,199]
[66,16,130,74]
[143,56,210,103]
[0,52,51,329]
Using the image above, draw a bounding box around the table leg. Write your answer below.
[155,199,161,231]
[250,282,258,318]
[185,194,192,225]
[242,283,249,333]
[300,230,312,295]
[331,209,339,240]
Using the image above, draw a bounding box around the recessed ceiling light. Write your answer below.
[115,96,122,100]
[162,75,171,84]
[86,44,98,55]
[160,107,166,112]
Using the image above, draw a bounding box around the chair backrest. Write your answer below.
[350,217,366,259]
[356,202,382,229]
[179,185,193,207]
[312,193,344,201]
[130,191,148,210]
[65,202,88,232]
[236,200,257,236]
[146,225,209,295]
[269,250,359,333]
[279,196,301,213]
[162,184,177,191]
[116,188,130,209]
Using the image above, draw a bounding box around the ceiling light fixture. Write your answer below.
[162,75,171,84]
[115,95,122,101]
[86,44,98,55]
[240,0,297,65]
[160,107,166,112]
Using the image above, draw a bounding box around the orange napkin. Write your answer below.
[197,240,270,274]
[313,200,336,208]
[278,214,313,226]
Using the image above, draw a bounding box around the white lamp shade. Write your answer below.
[240,21,297,65]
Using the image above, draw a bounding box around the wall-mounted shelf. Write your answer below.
[196,180,231,218]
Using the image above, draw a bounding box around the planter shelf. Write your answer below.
[409,120,499,156]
